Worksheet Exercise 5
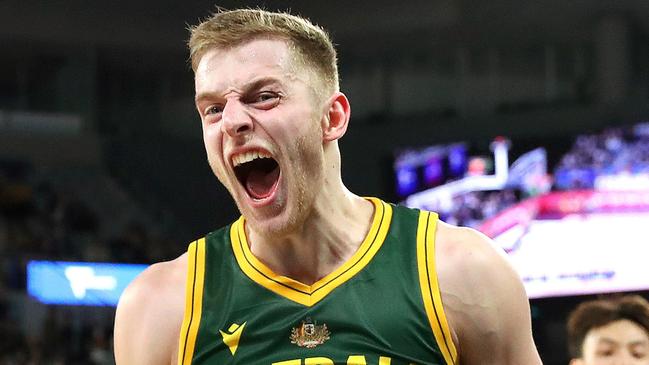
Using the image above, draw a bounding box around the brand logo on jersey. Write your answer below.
[220,321,246,355]
[290,317,330,348]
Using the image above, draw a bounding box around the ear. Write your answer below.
[322,92,351,142]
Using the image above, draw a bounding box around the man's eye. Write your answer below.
[205,105,223,115]
[632,347,648,358]
[250,92,280,108]
[257,92,277,101]
[596,350,614,357]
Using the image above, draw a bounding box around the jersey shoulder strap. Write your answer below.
[415,209,458,364]
[177,237,206,365]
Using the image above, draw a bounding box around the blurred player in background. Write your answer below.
[567,295,649,365]
[114,8,542,364]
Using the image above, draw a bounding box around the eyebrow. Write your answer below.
[597,338,618,345]
[596,338,649,346]
[195,77,282,104]
[630,341,649,347]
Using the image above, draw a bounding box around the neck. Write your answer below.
[246,187,374,285]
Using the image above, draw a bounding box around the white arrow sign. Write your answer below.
[64,266,117,299]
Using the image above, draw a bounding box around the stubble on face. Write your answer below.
[198,38,333,240]
[204,100,326,241]
[253,116,325,240]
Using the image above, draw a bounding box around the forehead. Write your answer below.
[584,319,649,346]
[194,38,301,93]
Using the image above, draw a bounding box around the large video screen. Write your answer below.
[398,122,649,299]
[481,190,649,298]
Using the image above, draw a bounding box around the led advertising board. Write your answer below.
[27,261,147,306]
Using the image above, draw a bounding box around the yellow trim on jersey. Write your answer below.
[230,197,392,307]
[416,211,458,365]
[178,238,206,365]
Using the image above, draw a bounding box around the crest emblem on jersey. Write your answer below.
[290,317,330,348]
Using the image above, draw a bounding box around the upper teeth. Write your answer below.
[232,150,272,167]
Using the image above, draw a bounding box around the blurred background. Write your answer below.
[2,0,649,363]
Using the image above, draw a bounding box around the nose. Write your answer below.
[221,99,253,137]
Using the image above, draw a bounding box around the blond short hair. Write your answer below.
[188,8,339,95]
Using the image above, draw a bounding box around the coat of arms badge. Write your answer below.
[290,317,330,348]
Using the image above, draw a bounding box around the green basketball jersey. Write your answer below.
[178,198,457,365]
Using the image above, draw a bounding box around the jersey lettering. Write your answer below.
[347,355,367,364]
[272,355,395,365]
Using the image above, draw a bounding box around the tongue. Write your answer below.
[246,167,280,199]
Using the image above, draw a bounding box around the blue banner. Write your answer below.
[27,260,148,306]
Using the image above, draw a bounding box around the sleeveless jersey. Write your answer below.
[178,198,457,365]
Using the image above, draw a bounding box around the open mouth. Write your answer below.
[233,152,280,200]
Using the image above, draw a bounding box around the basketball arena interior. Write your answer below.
[2,1,649,363]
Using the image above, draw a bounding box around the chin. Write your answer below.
[242,199,309,240]
[234,166,317,239]
[248,211,299,237]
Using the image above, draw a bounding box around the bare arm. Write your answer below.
[114,255,186,365]
[436,223,542,365]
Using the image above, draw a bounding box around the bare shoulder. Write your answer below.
[434,222,515,333]
[434,221,542,365]
[435,221,513,294]
[114,253,188,365]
